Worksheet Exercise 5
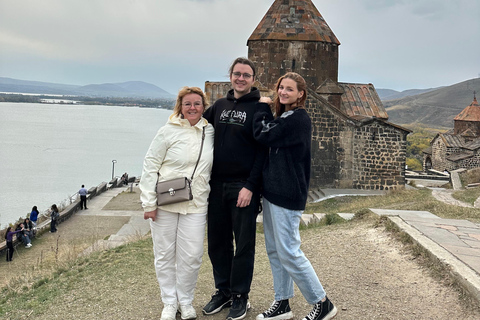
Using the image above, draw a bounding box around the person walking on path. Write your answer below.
[50,204,59,233]
[140,87,214,320]
[253,72,337,320]
[202,57,273,320]
[79,185,88,210]
[5,226,24,261]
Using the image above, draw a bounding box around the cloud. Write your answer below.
[0,0,478,93]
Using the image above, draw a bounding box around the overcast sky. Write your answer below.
[1,0,479,95]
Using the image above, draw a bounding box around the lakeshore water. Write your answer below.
[0,102,171,227]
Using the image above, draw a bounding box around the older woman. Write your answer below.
[254,73,337,320]
[139,86,214,320]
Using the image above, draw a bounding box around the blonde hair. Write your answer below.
[173,86,208,117]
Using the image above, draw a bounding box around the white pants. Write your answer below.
[150,209,206,305]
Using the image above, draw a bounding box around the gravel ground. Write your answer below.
[2,191,480,319]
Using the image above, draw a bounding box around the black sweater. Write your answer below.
[254,107,311,210]
[203,88,272,193]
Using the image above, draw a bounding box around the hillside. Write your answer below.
[376,87,441,100]
[0,77,175,99]
[383,78,480,129]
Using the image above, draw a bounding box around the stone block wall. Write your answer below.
[305,94,348,188]
[351,122,407,190]
[248,40,338,90]
[205,82,232,107]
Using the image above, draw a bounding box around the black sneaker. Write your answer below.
[226,294,250,320]
[302,297,337,320]
[202,290,232,315]
[256,299,293,320]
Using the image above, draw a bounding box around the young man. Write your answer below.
[202,57,272,320]
[79,184,88,210]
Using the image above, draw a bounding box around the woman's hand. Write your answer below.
[259,96,272,105]
[144,210,157,221]
[237,187,252,208]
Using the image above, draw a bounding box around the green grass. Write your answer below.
[305,188,480,222]
[452,188,480,205]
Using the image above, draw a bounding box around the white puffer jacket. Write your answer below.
[139,114,214,214]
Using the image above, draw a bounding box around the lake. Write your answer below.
[0,102,172,227]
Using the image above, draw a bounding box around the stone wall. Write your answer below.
[204,82,231,107]
[351,121,407,190]
[431,137,447,171]
[248,40,338,90]
[305,92,348,187]
[452,152,480,169]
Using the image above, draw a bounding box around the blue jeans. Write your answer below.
[262,198,326,304]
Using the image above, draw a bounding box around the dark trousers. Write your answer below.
[207,180,259,296]
[6,241,14,261]
[80,195,87,209]
[50,219,57,232]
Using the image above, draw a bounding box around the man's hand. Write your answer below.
[144,210,157,221]
[237,187,253,208]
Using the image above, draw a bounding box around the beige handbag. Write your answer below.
[156,127,205,206]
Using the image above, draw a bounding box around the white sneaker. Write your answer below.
[161,304,178,320]
[179,304,197,320]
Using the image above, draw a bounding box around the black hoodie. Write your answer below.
[203,87,272,193]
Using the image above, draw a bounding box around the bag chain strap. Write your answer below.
[189,126,206,181]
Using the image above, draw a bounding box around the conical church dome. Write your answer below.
[248,0,340,44]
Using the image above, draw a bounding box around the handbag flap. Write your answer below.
[157,177,188,194]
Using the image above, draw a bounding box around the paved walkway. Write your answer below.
[369,207,480,303]
[75,187,150,255]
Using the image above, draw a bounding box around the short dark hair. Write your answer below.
[229,57,256,77]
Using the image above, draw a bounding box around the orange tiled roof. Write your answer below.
[247,0,340,44]
[338,83,388,120]
[454,97,480,121]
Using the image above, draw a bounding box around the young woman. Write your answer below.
[50,204,59,233]
[5,226,24,261]
[30,206,39,227]
[254,72,337,320]
[139,87,214,320]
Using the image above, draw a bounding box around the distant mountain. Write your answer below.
[382,78,480,129]
[377,87,443,100]
[0,77,175,99]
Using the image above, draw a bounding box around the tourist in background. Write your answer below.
[139,86,214,320]
[79,185,88,210]
[253,72,337,320]
[50,204,59,233]
[23,217,34,239]
[30,205,39,227]
[15,223,32,248]
[202,57,272,320]
[5,226,24,261]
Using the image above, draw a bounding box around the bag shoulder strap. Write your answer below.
[190,126,206,181]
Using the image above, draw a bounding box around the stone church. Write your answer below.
[205,0,410,190]
[423,95,480,171]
